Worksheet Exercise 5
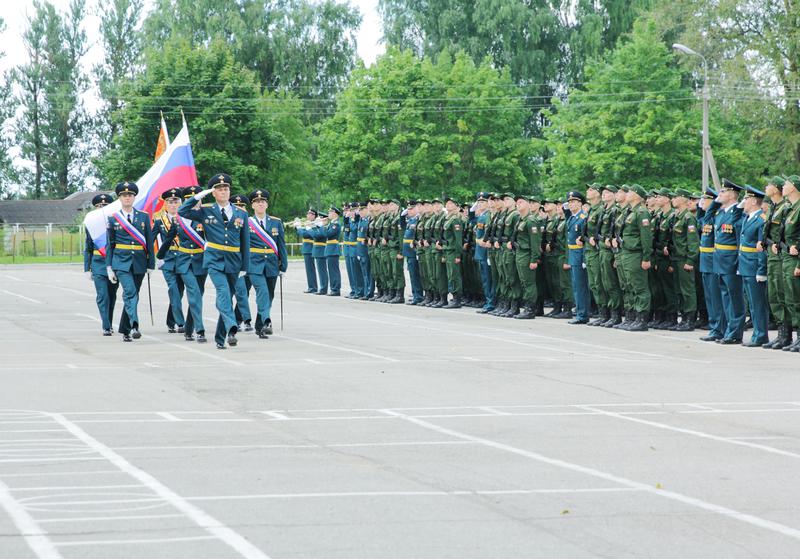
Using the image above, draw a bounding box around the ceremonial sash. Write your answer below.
[178,216,206,248]
[248,217,280,259]
[113,211,147,250]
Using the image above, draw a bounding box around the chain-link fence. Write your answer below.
[0,224,85,262]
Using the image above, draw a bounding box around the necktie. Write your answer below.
[127,214,132,223]
[222,207,229,223]
[260,219,265,230]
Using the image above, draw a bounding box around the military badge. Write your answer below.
[234,217,244,227]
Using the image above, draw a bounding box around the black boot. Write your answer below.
[515,305,535,319]
[554,303,573,319]
[535,299,545,316]
[614,309,633,330]
[603,308,621,327]
[675,316,694,331]
[490,299,507,316]
[628,310,649,332]
[390,290,404,304]
[502,299,520,318]
[777,324,794,350]
[765,323,786,349]
[545,301,561,317]
[590,308,609,326]
[433,294,446,308]
[647,311,661,329]
[446,294,462,309]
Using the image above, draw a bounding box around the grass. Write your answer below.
[0,255,82,265]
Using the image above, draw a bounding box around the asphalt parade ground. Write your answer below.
[1,263,800,558]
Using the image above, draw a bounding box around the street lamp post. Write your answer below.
[673,43,709,193]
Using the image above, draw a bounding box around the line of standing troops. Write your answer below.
[295,176,800,351]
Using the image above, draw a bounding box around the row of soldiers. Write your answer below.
[84,174,288,349]
[295,176,800,350]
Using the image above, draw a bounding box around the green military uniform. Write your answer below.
[653,191,677,328]
[782,195,800,350]
[370,210,385,300]
[488,208,508,315]
[431,208,449,306]
[501,203,522,317]
[442,207,463,306]
[620,185,653,330]
[584,198,606,323]
[513,202,543,319]
[598,194,623,325]
[385,205,404,302]
[415,209,432,304]
[668,192,699,330]
[763,195,788,333]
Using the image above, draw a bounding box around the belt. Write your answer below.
[699,247,714,253]
[92,250,102,256]
[313,242,325,246]
[403,239,414,244]
[356,237,365,242]
[302,239,313,243]
[343,241,357,246]
[168,246,178,251]
[715,243,737,251]
[739,246,759,253]
[251,247,275,254]
[178,247,204,254]
[326,240,339,244]
[206,241,240,253]
[115,244,144,250]
[567,244,582,250]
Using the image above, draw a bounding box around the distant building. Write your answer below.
[0,191,111,226]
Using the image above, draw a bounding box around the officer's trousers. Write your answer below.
[621,251,650,312]
[742,276,769,343]
[116,270,144,334]
[570,262,590,321]
[719,272,745,341]
[234,275,251,323]
[515,255,537,306]
[162,268,185,328]
[315,256,329,293]
[406,254,423,301]
[209,269,238,345]
[327,256,341,293]
[674,264,697,315]
[702,272,727,338]
[478,258,495,309]
[92,272,118,331]
[248,270,274,332]
[181,272,206,335]
[445,253,462,295]
[303,253,317,292]
[358,254,373,297]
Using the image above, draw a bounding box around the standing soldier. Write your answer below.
[84,193,118,335]
[697,187,727,341]
[178,173,250,349]
[500,193,522,317]
[403,200,424,305]
[737,186,769,347]
[106,181,155,342]
[687,192,708,328]
[160,186,208,342]
[231,194,253,332]
[367,200,383,301]
[653,189,678,329]
[153,188,186,333]
[415,200,433,305]
[762,177,791,348]
[583,184,607,325]
[356,202,373,299]
[611,186,633,328]
[385,199,405,303]
[542,200,562,317]
[310,212,329,295]
[565,191,590,324]
[513,195,543,319]
[780,175,800,352]
[342,204,356,298]
[375,200,390,302]
[619,184,653,331]
[713,179,746,344]
[295,209,318,294]
[473,193,496,314]
[667,188,700,331]
[460,203,479,306]
[324,206,343,296]
[487,194,507,315]
[430,199,449,308]
[597,185,622,327]
[440,197,464,308]
[555,200,574,318]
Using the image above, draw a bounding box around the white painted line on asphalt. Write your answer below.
[383,409,800,542]
[730,436,792,441]
[39,513,186,524]
[260,411,290,420]
[278,332,399,362]
[47,412,271,559]
[0,457,105,464]
[54,535,218,547]
[0,478,62,558]
[72,418,253,424]
[111,440,473,451]
[578,405,800,461]
[157,412,182,422]
[188,487,642,501]
[305,358,323,364]
[1,274,23,282]
[10,484,145,492]
[681,408,800,414]
[0,470,124,478]
[0,289,42,304]
[478,407,512,416]
[65,364,78,370]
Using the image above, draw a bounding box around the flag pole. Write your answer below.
[147,273,154,326]
[280,274,284,331]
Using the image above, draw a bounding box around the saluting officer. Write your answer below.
[713,179,746,344]
[178,173,250,349]
[159,186,208,342]
[565,191,590,324]
[295,208,319,294]
[738,185,769,347]
[153,188,186,333]
[84,193,118,335]
[106,181,155,342]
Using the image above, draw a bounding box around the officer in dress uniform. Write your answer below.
[440,197,463,308]
[295,208,319,293]
[153,188,186,333]
[342,204,356,298]
[325,206,343,296]
[178,173,250,349]
[84,193,118,335]
[106,181,155,342]
[713,179,746,344]
[697,186,727,341]
[403,200,424,305]
[310,211,329,295]
[158,186,208,342]
[738,185,769,347]
[565,191,590,324]
[231,194,253,332]
[473,192,496,314]
[247,189,288,338]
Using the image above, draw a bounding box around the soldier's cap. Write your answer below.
[160,188,182,201]
[600,184,618,193]
[380,199,390,205]
[702,187,718,199]
[92,193,112,206]
[528,195,542,204]
[476,191,490,201]
[329,206,341,215]
[673,187,692,198]
[307,208,319,217]
[585,182,601,191]
[115,181,139,196]
[646,189,658,198]
[231,193,249,206]
[515,194,530,202]
[629,184,648,199]
[687,191,701,200]
[368,198,380,204]
[208,173,232,189]
[619,185,630,192]
[658,187,673,198]
[182,185,202,198]
[567,190,585,203]
[744,185,766,200]
[431,198,443,204]
[249,189,269,203]
[461,203,470,210]
[386,198,399,206]
[502,192,515,200]
[421,199,431,205]
[769,176,785,186]
[721,178,744,192]
[784,174,800,185]
[444,196,458,205]
[487,193,498,200]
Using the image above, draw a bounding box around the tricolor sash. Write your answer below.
[178,216,206,248]
[113,211,147,249]
[248,217,280,259]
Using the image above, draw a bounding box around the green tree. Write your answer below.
[318,49,534,204]
[0,17,18,198]
[97,39,312,217]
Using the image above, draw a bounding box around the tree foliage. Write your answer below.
[318,49,535,204]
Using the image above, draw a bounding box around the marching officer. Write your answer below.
[738,185,769,347]
[295,208,319,293]
[106,181,155,342]
[153,188,186,333]
[713,179,746,344]
[84,193,118,335]
[565,191,590,324]
[231,194,254,332]
[178,173,250,349]
[158,186,208,342]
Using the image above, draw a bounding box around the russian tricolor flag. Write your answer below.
[84,121,199,255]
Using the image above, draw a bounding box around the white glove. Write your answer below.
[195,188,214,200]
[401,209,409,217]
[470,202,478,212]
[106,267,118,283]
[238,270,247,278]
[737,200,746,209]
[756,275,767,282]
[156,259,165,269]
[582,262,587,269]
[146,269,152,278]
[85,271,93,281]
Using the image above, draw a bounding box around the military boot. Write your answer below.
[614,309,633,329]
[590,308,609,326]
[554,303,573,319]
[446,294,462,309]
[515,305,535,319]
[765,323,786,349]
[604,308,622,328]
[545,302,561,317]
[627,311,649,332]
[502,299,520,318]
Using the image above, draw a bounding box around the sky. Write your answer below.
[0,0,386,76]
